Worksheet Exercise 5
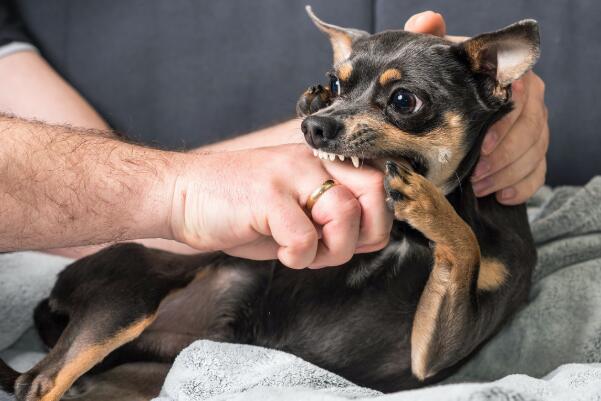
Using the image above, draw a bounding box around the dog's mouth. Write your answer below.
[309,146,427,176]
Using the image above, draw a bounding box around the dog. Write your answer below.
[0,7,539,400]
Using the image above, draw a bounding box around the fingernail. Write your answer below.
[481,131,498,155]
[404,14,417,30]
[471,158,490,180]
[500,187,517,201]
[414,12,428,26]
[472,177,493,196]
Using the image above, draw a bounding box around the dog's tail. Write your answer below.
[0,358,18,394]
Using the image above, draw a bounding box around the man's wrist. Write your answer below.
[164,151,219,251]
[129,148,189,244]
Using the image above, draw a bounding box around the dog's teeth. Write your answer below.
[351,156,360,168]
[318,150,325,159]
[338,154,345,161]
[313,149,318,157]
[328,153,335,161]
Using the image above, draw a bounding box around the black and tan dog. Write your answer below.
[0,7,539,400]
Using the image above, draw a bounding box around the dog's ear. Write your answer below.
[306,5,369,65]
[458,20,540,87]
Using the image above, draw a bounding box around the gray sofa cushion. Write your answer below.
[16,0,600,185]
[17,0,371,149]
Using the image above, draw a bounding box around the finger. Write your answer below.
[471,127,547,198]
[495,158,547,205]
[404,11,446,37]
[267,196,319,269]
[472,81,542,185]
[478,75,530,158]
[309,185,362,268]
[323,162,392,253]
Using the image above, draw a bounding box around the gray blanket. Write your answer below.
[154,177,601,400]
[2,177,601,400]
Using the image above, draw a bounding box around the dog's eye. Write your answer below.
[329,75,341,96]
[390,89,423,114]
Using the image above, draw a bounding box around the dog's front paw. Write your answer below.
[14,371,55,401]
[296,84,332,117]
[384,161,448,229]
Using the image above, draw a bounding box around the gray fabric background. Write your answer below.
[13,1,601,186]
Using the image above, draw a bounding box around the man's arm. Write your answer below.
[0,114,175,251]
[0,113,392,268]
[0,51,108,131]
[199,118,303,152]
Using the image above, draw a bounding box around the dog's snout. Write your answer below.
[301,116,343,148]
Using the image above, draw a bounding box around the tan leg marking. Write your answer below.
[385,163,480,380]
[477,258,508,291]
[378,68,402,86]
[39,316,156,401]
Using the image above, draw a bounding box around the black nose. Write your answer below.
[301,116,343,148]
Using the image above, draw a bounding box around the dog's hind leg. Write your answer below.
[384,161,535,381]
[6,243,217,401]
[34,299,69,350]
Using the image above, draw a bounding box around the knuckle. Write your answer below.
[363,232,390,250]
[332,251,355,266]
[369,237,391,252]
[321,246,355,267]
[495,145,513,170]
[510,191,529,205]
[522,110,539,129]
[291,229,318,253]
[336,195,362,218]
[284,258,307,270]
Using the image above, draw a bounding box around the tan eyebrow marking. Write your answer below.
[337,62,353,81]
[379,68,402,86]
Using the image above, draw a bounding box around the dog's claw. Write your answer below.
[297,84,333,117]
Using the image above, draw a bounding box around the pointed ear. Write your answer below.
[306,5,369,65]
[459,20,540,87]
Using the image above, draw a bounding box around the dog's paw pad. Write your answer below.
[297,84,333,116]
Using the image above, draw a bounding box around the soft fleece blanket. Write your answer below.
[2,177,601,401]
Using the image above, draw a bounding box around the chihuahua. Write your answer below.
[0,7,539,400]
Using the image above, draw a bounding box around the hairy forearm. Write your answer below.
[0,114,177,251]
[0,52,304,256]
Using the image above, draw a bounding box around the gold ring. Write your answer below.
[306,179,337,212]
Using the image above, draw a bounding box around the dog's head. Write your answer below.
[300,6,540,193]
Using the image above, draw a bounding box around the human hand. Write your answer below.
[168,144,392,268]
[404,11,549,204]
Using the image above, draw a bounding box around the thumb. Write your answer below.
[404,11,447,37]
